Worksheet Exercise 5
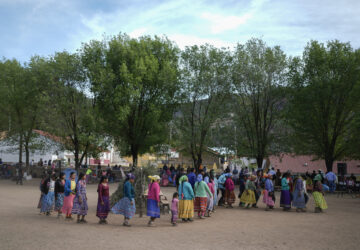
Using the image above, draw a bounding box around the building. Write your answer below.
[268,154,360,175]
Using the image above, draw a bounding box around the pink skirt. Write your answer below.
[263,190,275,207]
[62,194,75,215]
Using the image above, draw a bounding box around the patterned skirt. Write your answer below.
[97,196,110,219]
[280,190,291,208]
[312,191,328,210]
[178,200,194,219]
[292,190,306,208]
[147,199,160,218]
[225,190,235,205]
[62,194,75,215]
[41,191,55,213]
[194,197,207,213]
[54,193,64,212]
[240,190,256,204]
[112,197,136,219]
[263,190,275,207]
[72,194,88,215]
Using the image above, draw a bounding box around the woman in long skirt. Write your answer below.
[38,174,47,214]
[263,174,275,211]
[54,173,65,218]
[147,175,161,226]
[280,172,291,211]
[62,172,76,220]
[240,175,257,208]
[224,174,235,208]
[210,170,218,210]
[178,175,195,222]
[292,175,306,212]
[313,175,328,213]
[72,173,88,223]
[204,176,214,216]
[41,174,56,215]
[112,173,136,226]
[97,176,110,224]
[194,174,212,219]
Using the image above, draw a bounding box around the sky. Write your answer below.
[0,0,359,61]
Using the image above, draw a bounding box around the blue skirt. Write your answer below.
[147,199,160,218]
[112,197,136,219]
[55,193,64,211]
[41,191,55,213]
[280,190,291,208]
[292,190,306,208]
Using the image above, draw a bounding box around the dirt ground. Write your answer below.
[0,179,359,250]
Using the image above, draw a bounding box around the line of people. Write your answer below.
[38,167,329,228]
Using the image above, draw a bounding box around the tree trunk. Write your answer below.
[18,133,23,164]
[196,154,202,173]
[131,147,138,168]
[325,157,333,172]
[256,155,263,169]
[25,142,30,174]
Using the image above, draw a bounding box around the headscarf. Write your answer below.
[179,175,188,184]
[225,173,232,178]
[196,174,203,182]
[204,176,209,184]
[127,173,135,180]
[148,175,160,181]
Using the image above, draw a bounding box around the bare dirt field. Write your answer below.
[0,179,359,250]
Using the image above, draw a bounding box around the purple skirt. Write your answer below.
[112,197,136,219]
[147,199,160,218]
[72,194,88,215]
[96,196,110,219]
[280,190,291,208]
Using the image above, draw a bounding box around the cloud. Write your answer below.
[201,12,252,34]
[129,28,148,38]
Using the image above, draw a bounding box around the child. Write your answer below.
[171,192,179,226]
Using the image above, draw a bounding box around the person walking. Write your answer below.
[187,168,196,189]
[62,172,76,220]
[54,173,66,218]
[147,175,161,226]
[72,173,88,223]
[194,174,212,219]
[204,176,214,216]
[224,174,235,208]
[280,172,292,211]
[178,175,195,222]
[96,176,110,224]
[313,175,328,213]
[292,175,306,212]
[112,173,136,226]
[41,174,56,215]
[217,172,227,206]
[263,174,275,211]
[171,192,179,226]
[240,175,257,208]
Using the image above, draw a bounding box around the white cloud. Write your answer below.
[201,12,252,34]
[129,28,148,38]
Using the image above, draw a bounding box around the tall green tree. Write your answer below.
[232,39,288,168]
[0,57,50,172]
[174,44,232,170]
[82,34,179,167]
[288,40,360,171]
[48,51,105,171]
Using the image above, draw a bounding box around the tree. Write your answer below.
[48,51,105,172]
[0,57,50,172]
[287,40,360,172]
[82,34,179,167]
[232,39,288,168]
[174,44,232,170]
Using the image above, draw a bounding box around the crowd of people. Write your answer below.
[35,164,338,228]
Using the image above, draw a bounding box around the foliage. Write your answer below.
[82,34,180,166]
[47,51,107,171]
[232,38,288,168]
[287,40,360,171]
[174,44,232,170]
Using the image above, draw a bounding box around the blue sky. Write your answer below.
[1,0,359,61]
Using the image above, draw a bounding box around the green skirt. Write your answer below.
[312,191,328,210]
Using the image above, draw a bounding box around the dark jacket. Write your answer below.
[55,179,65,198]
[41,178,50,195]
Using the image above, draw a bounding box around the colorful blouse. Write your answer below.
[195,181,212,198]
[281,177,289,190]
[148,182,160,202]
[124,180,135,199]
[98,183,109,203]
